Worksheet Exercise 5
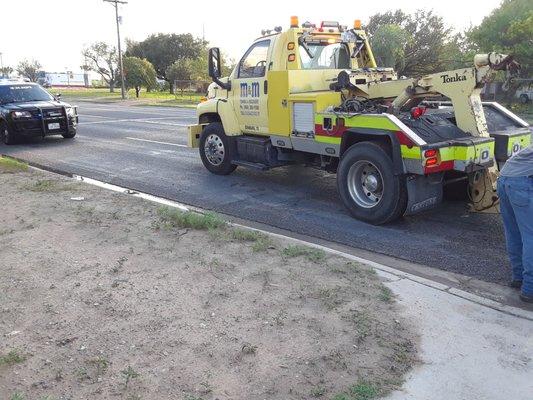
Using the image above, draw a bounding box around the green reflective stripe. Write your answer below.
[315,135,341,144]
[508,133,531,155]
[453,142,494,161]
[315,114,398,131]
[401,145,421,159]
[438,147,455,162]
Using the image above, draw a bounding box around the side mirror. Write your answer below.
[55,93,61,100]
[208,47,222,79]
[208,48,231,90]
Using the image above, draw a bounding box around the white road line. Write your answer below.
[78,113,115,119]
[78,117,190,126]
[125,137,188,147]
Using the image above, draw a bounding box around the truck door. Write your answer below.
[232,39,271,135]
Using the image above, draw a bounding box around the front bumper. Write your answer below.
[9,106,78,137]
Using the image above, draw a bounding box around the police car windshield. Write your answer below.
[0,84,54,104]
[299,42,350,70]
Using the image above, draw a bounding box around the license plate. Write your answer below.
[48,122,60,130]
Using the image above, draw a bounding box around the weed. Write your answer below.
[0,157,28,173]
[349,382,379,399]
[317,287,344,310]
[121,366,140,387]
[74,206,101,224]
[281,245,326,263]
[241,342,257,355]
[157,207,225,231]
[25,179,55,192]
[10,393,25,400]
[310,386,326,397]
[0,349,26,366]
[76,367,90,381]
[378,286,393,302]
[252,236,273,252]
[87,356,109,375]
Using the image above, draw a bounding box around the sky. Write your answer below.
[0,0,503,74]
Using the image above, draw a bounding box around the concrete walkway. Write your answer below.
[382,273,532,400]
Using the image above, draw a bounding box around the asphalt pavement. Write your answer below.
[0,101,510,285]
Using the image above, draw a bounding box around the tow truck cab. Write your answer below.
[188,17,531,224]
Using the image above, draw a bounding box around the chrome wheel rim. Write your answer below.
[204,134,225,166]
[347,160,384,208]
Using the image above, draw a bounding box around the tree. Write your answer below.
[126,33,207,93]
[82,42,118,92]
[16,59,41,82]
[122,57,157,98]
[370,24,411,72]
[367,10,452,76]
[165,59,193,95]
[468,0,533,77]
[0,66,13,78]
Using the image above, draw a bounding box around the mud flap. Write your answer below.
[468,168,500,214]
[405,173,444,215]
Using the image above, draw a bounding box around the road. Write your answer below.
[1,101,510,285]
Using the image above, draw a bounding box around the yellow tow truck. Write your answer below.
[188,17,531,224]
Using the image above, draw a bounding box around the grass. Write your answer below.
[121,366,140,388]
[230,228,273,252]
[378,286,393,302]
[0,157,28,173]
[157,207,226,231]
[0,349,26,367]
[332,381,380,400]
[281,245,326,263]
[10,393,25,400]
[50,87,203,107]
[310,386,326,397]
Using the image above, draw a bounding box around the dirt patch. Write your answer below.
[0,166,417,400]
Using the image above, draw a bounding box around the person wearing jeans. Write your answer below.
[497,145,533,303]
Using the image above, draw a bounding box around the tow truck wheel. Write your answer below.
[0,121,16,145]
[337,142,407,225]
[199,122,237,175]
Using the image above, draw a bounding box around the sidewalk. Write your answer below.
[383,274,532,400]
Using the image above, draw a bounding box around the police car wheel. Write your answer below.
[62,130,77,139]
[338,141,407,225]
[0,122,16,145]
[199,122,237,175]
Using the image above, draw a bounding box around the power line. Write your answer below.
[103,0,128,99]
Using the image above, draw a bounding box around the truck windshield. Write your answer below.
[0,84,54,104]
[299,42,350,70]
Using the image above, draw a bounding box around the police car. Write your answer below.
[0,80,78,145]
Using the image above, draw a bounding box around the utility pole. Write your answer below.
[104,0,127,99]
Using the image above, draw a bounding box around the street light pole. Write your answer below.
[104,0,127,99]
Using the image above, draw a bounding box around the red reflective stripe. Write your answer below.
[424,160,454,174]
[314,124,347,137]
[395,131,414,147]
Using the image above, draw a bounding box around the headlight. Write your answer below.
[66,106,77,117]
[11,111,32,119]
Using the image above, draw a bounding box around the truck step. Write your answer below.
[231,159,271,170]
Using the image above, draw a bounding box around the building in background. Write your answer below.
[37,71,89,88]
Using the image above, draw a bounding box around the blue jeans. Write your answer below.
[497,176,533,295]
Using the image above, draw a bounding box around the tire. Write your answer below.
[62,129,77,139]
[519,94,529,104]
[199,122,237,175]
[337,142,407,225]
[0,121,16,145]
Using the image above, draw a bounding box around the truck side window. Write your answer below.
[238,40,270,79]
